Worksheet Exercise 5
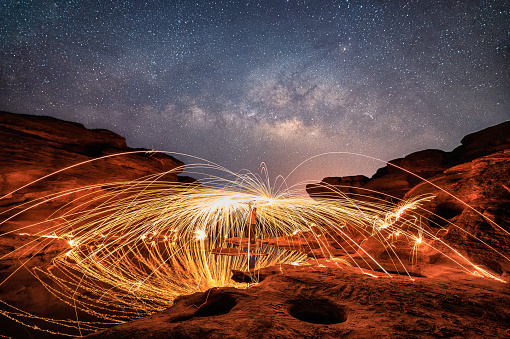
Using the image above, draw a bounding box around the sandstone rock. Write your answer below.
[404,149,510,274]
[0,233,69,260]
[85,263,510,339]
[306,175,369,199]
[308,121,510,276]
[449,121,510,165]
[359,149,450,200]
[307,149,450,201]
[0,112,185,192]
[0,111,186,233]
[309,121,510,202]
[0,112,191,338]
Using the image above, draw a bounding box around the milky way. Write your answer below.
[1,0,509,186]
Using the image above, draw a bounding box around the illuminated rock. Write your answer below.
[0,111,186,233]
[308,121,510,276]
[85,264,510,339]
[405,149,510,275]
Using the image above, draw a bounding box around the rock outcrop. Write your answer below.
[306,149,453,201]
[307,121,510,275]
[406,149,510,274]
[306,175,370,198]
[0,112,189,339]
[86,263,510,339]
[307,121,510,201]
[0,111,186,234]
[1,113,509,339]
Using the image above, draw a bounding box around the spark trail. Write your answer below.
[0,152,506,337]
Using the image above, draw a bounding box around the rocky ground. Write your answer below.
[0,112,509,338]
[86,262,510,339]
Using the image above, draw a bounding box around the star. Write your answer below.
[0,0,508,186]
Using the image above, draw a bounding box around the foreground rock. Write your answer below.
[87,262,510,339]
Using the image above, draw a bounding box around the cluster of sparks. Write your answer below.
[0,152,507,337]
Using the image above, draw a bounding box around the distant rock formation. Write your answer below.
[306,121,510,274]
[306,175,370,197]
[307,122,510,201]
[0,111,186,234]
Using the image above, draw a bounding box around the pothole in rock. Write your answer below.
[287,298,347,325]
[194,293,237,317]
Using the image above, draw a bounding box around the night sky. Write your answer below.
[1,0,509,186]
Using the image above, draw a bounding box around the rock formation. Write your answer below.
[306,121,510,275]
[0,111,191,338]
[0,113,509,338]
[0,111,185,234]
[87,263,510,339]
[307,121,510,201]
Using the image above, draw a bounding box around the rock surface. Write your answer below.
[406,149,510,275]
[86,262,510,339]
[0,112,192,339]
[307,121,510,276]
[0,111,185,234]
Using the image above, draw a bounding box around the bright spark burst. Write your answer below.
[0,151,507,337]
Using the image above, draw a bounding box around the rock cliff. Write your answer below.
[0,111,185,234]
[307,121,510,275]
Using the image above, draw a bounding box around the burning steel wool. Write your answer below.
[0,152,507,337]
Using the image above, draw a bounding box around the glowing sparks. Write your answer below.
[194,229,207,240]
[0,152,508,337]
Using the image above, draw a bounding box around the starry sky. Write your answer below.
[1,0,509,186]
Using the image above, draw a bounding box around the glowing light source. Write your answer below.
[0,151,507,337]
[194,229,207,240]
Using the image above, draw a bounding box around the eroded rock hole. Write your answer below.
[432,202,465,226]
[288,299,347,324]
[194,293,237,317]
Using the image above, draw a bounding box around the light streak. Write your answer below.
[194,229,207,240]
[0,151,507,336]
